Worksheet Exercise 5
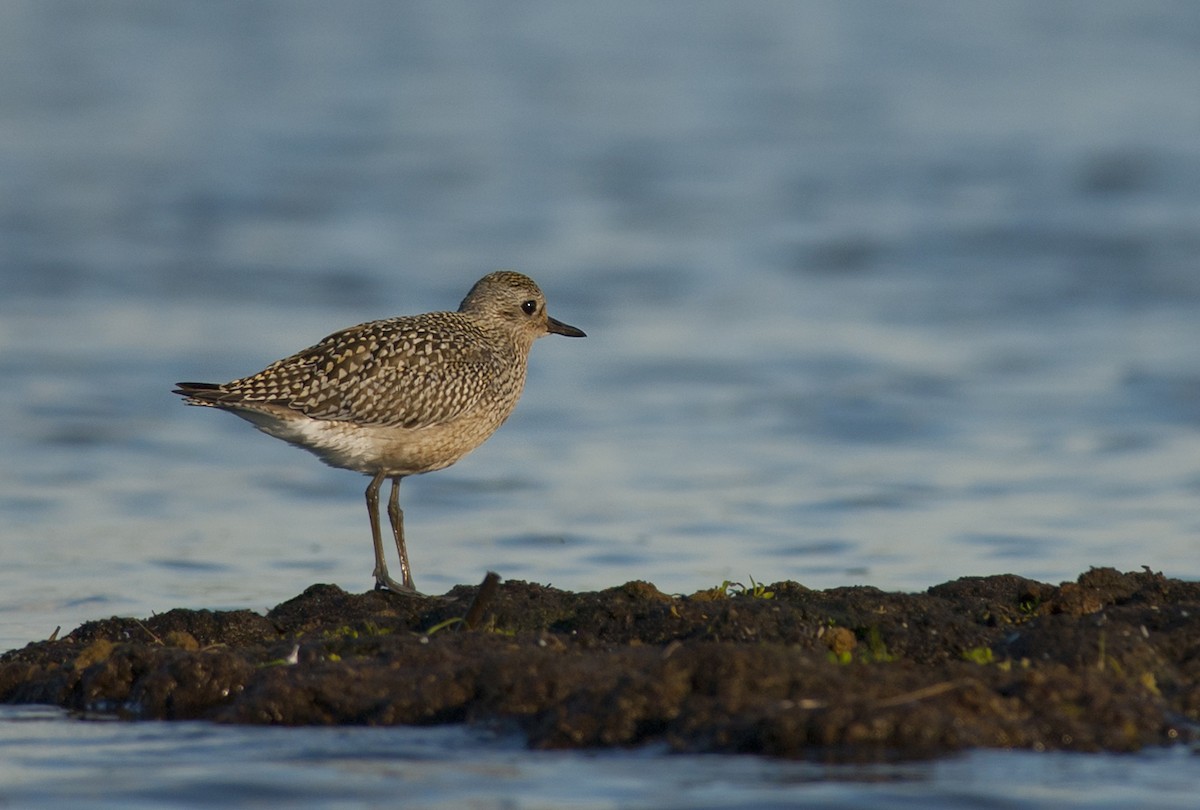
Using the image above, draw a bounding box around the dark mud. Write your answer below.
[2,568,1198,761]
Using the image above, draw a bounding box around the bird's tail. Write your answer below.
[173,381,227,406]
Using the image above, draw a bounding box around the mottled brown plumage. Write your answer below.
[175,271,585,595]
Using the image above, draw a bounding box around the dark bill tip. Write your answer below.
[547,316,586,337]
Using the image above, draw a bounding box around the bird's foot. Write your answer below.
[373,574,425,598]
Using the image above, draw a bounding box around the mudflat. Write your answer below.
[2,568,1196,760]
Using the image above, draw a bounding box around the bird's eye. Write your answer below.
[521,300,538,315]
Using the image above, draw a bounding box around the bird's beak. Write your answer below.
[547,316,586,337]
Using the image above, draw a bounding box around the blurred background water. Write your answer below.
[2,1,1199,806]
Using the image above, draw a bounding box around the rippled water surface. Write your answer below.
[2,2,1199,806]
[1,706,1197,810]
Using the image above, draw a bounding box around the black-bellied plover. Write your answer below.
[174,271,585,595]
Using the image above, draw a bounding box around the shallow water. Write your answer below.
[2,1,1199,805]
[1,706,1196,810]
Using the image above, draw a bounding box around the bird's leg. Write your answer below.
[365,471,390,585]
[365,471,412,594]
[387,476,418,593]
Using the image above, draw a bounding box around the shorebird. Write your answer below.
[174,270,585,595]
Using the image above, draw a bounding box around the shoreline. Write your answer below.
[1,568,1196,760]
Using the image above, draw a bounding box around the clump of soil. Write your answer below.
[2,568,1197,760]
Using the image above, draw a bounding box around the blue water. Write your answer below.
[0,706,1196,810]
[2,1,1199,805]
